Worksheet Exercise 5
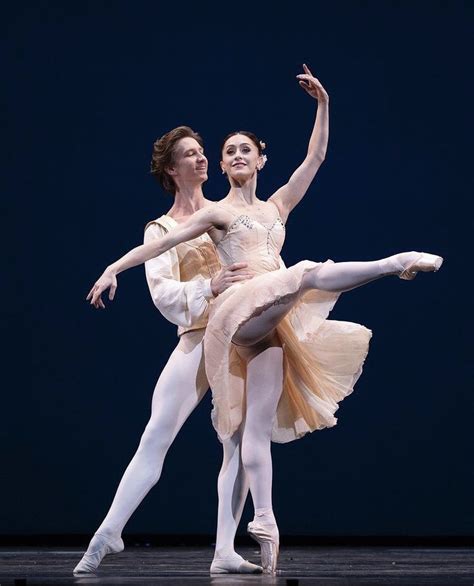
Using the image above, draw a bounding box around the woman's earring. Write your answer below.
[221,168,226,175]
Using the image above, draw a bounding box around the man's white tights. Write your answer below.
[81,329,248,566]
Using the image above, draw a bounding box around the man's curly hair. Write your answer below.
[150,126,203,195]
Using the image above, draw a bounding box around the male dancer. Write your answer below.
[74,126,260,575]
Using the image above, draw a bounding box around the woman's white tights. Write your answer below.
[235,253,410,347]
[234,336,284,532]
[232,253,419,527]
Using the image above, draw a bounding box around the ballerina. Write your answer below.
[87,65,443,573]
[74,126,262,575]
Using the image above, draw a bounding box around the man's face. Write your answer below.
[169,137,208,185]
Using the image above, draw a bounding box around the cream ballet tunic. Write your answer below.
[144,215,220,335]
[204,207,373,444]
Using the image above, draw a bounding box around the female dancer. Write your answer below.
[87,65,443,573]
[75,126,262,575]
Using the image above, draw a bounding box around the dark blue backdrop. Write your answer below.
[5,1,472,536]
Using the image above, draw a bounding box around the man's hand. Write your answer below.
[211,262,253,296]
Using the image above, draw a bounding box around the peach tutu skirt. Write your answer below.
[204,260,373,443]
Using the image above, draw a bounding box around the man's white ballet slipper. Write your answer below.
[399,252,444,281]
[210,554,263,574]
[72,533,124,575]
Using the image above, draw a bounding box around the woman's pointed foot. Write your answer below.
[72,532,124,575]
[247,515,279,574]
[210,553,263,574]
[398,252,444,280]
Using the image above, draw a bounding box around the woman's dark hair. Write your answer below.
[221,131,265,155]
[150,126,203,195]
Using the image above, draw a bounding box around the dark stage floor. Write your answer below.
[1,546,473,585]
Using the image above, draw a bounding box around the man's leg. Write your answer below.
[211,428,261,573]
[74,330,208,574]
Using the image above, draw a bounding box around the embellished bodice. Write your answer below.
[216,213,286,275]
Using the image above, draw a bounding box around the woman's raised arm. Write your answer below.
[270,64,329,220]
[87,206,225,308]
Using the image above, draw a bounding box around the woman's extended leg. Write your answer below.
[229,252,441,572]
[303,251,443,292]
[234,251,442,347]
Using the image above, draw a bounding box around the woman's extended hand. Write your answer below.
[296,63,329,103]
[86,269,118,309]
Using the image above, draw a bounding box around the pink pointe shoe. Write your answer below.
[247,520,279,574]
[399,252,444,281]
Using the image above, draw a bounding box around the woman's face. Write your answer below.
[221,134,262,180]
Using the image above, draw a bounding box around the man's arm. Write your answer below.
[144,222,214,329]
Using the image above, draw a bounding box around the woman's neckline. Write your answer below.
[214,200,285,225]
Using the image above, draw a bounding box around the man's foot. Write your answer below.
[73,532,124,575]
[210,552,263,574]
